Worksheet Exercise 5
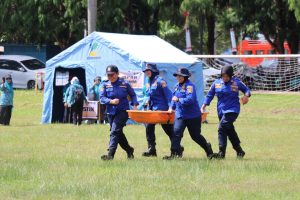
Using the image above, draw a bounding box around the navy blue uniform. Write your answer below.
[203,77,251,149]
[144,75,173,148]
[170,80,210,155]
[100,78,138,153]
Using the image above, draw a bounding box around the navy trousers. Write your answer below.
[107,111,131,152]
[145,123,173,147]
[171,116,208,153]
[218,112,240,148]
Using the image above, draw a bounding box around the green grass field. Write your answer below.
[0,90,299,200]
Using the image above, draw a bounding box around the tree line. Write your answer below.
[1,0,300,54]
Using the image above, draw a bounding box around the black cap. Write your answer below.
[173,68,191,77]
[106,65,119,74]
[221,65,234,78]
[143,63,159,73]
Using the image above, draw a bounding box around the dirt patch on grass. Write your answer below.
[271,108,300,114]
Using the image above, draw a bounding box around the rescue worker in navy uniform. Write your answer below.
[100,65,139,160]
[163,68,215,160]
[142,63,175,157]
[201,65,251,159]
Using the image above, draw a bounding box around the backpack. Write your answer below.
[74,87,84,103]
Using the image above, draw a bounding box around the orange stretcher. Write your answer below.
[127,110,208,124]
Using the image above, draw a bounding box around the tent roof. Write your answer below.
[97,32,196,64]
[47,32,198,67]
[96,32,197,63]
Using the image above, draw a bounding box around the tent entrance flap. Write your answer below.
[51,67,86,123]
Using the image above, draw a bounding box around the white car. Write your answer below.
[0,55,45,89]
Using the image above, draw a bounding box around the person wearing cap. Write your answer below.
[201,65,251,159]
[100,65,139,160]
[142,63,174,157]
[64,77,86,126]
[0,74,14,125]
[163,68,215,160]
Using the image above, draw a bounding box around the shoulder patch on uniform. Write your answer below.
[231,81,238,92]
[100,86,104,92]
[215,83,222,88]
[187,85,193,93]
[161,80,167,88]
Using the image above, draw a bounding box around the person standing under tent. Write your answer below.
[88,76,102,101]
[87,76,102,124]
[201,65,251,159]
[64,77,86,126]
[142,63,181,157]
[63,81,71,123]
[164,68,215,160]
[100,65,139,160]
[0,74,14,126]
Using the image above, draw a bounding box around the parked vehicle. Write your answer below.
[0,55,45,89]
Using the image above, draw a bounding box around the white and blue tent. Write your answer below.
[42,32,204,123]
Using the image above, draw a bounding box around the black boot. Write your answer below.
[233,145,245,158]
[101,149,115,161]
[126,146,134,159]
[142,146,157,157]
[205,143,215,160]
[181,146,184,154]
[216,146,226,159]
[163,149,183,160]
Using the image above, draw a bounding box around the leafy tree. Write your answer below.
[289,0,300,21]
[180,0,229,54]
[0,0,87,49]
[226,0,300,54]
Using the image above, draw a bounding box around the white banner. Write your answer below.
[185,28,192,52]
[55,71,69,86]
[230,28,237,54]
[82,101,99,119]
[119,71,144,88]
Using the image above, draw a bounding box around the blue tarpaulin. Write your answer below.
[42,32,204,123]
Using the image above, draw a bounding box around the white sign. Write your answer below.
[82,101,99,119]
[55,71,69,86]
[119,71,144,88]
